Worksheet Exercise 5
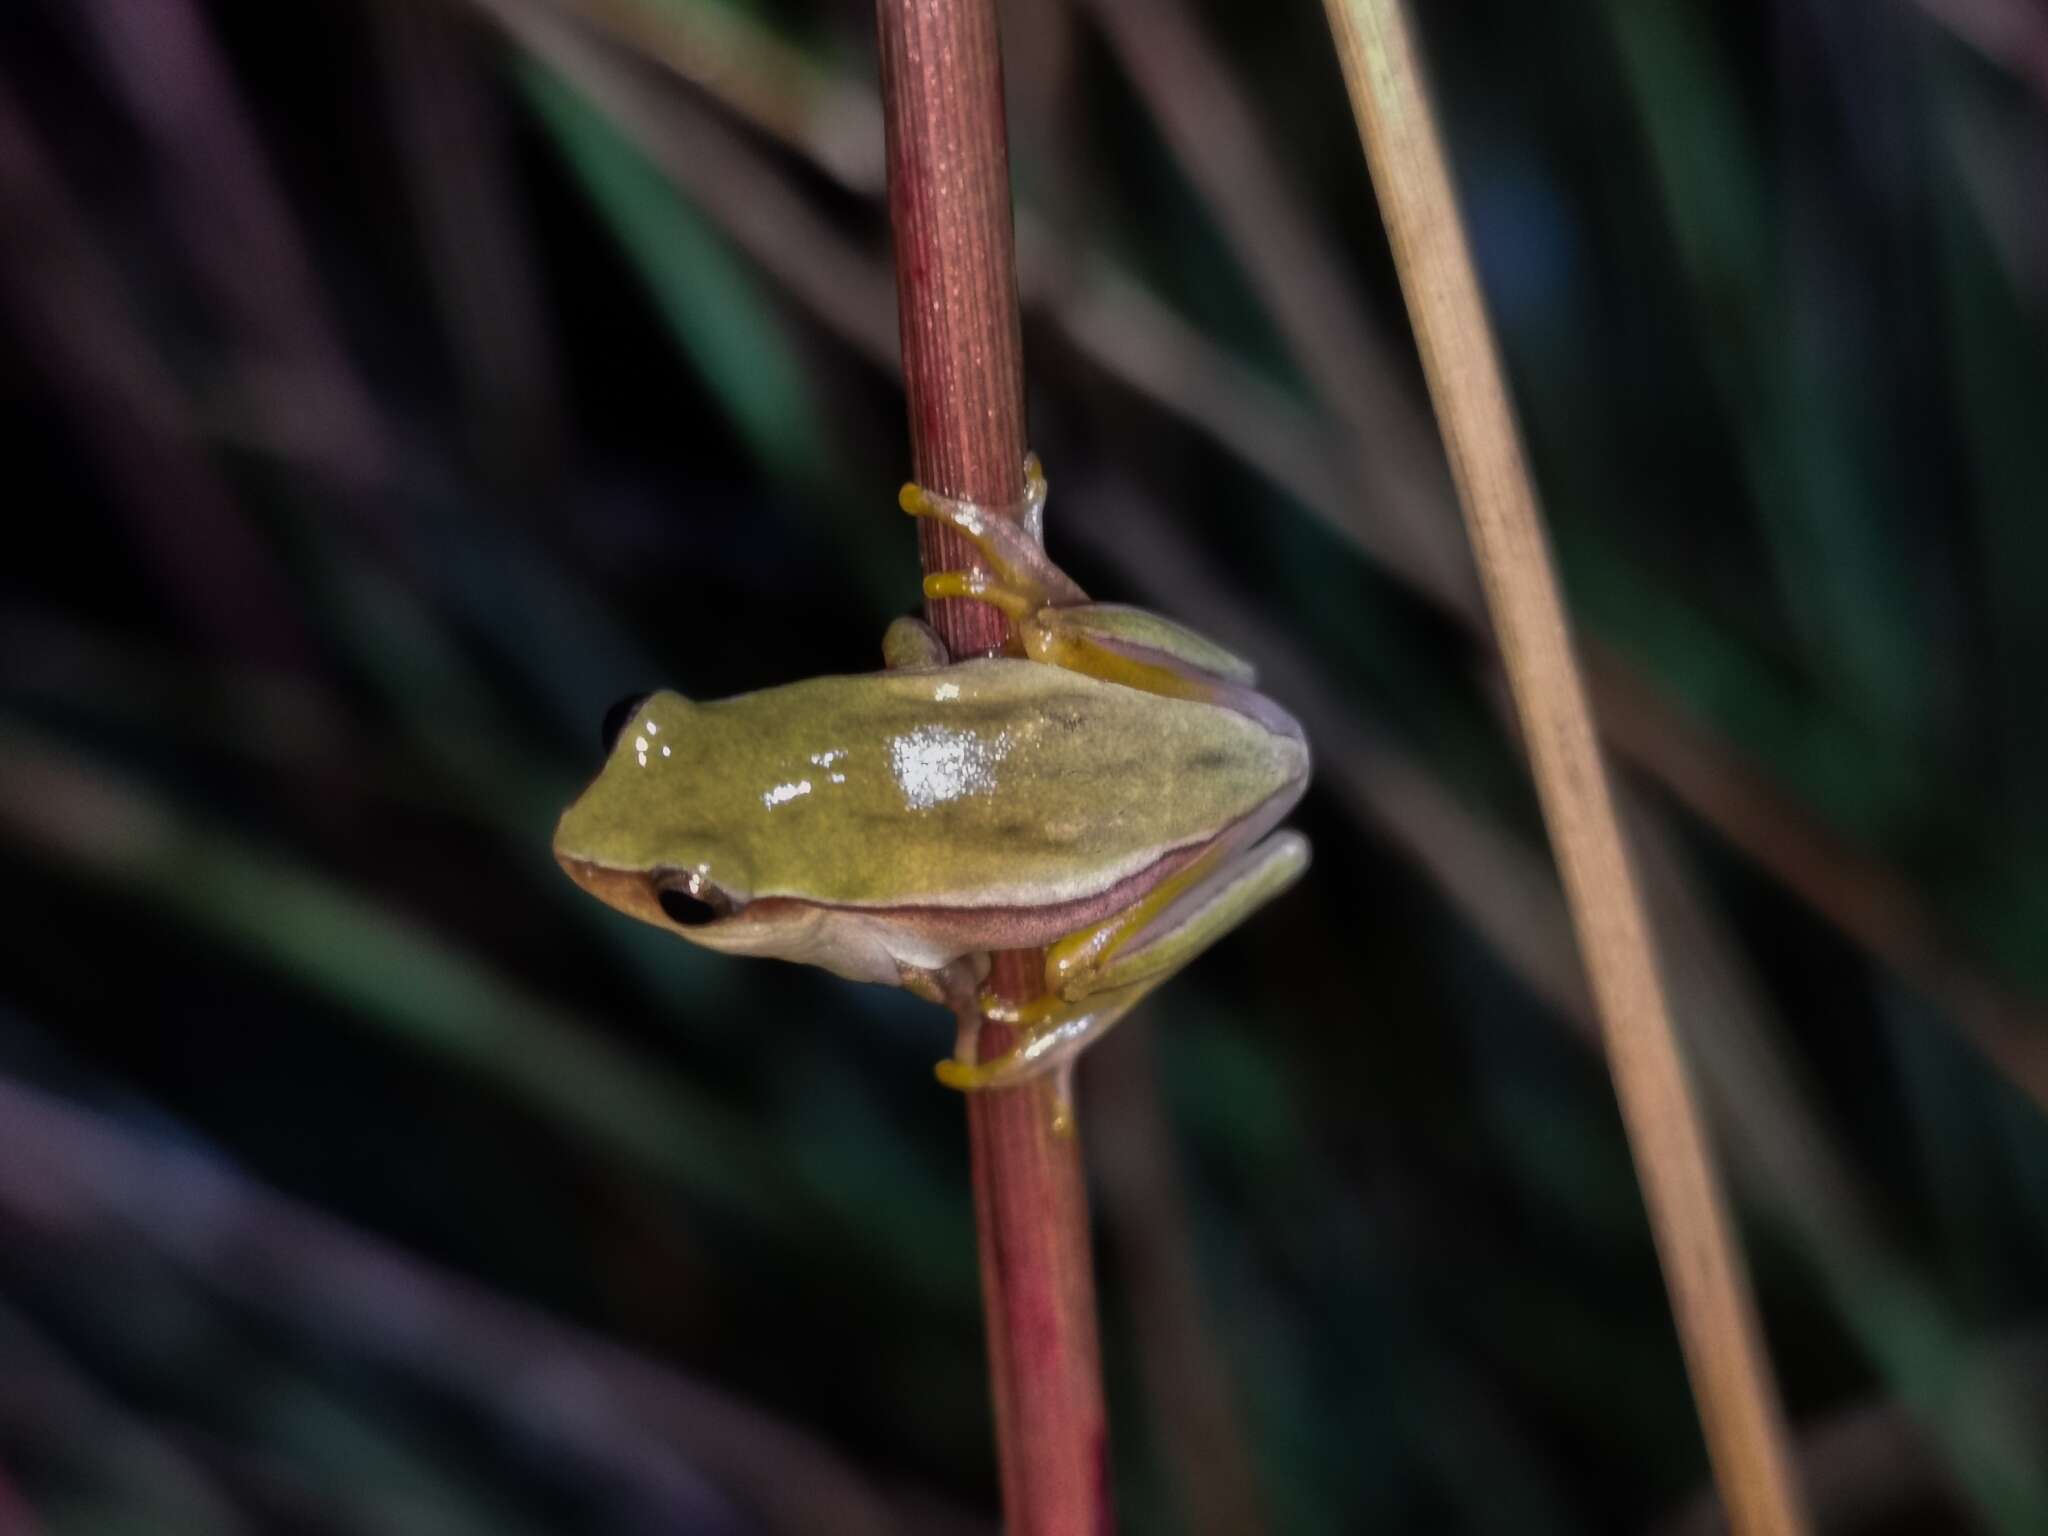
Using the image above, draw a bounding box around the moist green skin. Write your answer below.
[552,659,1305,912]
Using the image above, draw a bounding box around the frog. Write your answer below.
[553,457,1310,1093]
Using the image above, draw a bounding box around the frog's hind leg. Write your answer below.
[1028,604,1258,684]
[1043,820,1308,1005]
[899,461,1308,748]
[900,455,1089,620]
[1017,604,1307,744]
[935,828,1310,1091]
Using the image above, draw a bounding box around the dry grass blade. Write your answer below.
[1657,1336,2048,1536]
[1317,3,1810,1531]
[1075,0,1473,613]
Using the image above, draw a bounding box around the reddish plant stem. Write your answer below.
[875,2,1114,1531]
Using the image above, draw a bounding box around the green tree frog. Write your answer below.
[554,458,1310,1091]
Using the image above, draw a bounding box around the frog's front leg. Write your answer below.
[881,614,951,671]
[934,826,1310,1091]
[902,461,1291,725]
[899,953,993,1055]
[899,455,1088,626]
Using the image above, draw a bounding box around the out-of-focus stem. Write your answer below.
[374,0,565,502]
[77,0,396,505]
[0,1074,968,1536]
[0,75,307,670]
[873,2,1114,1532]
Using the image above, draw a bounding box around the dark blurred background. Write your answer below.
[3,0,2046,1531]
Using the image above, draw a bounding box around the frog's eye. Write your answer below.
[601,692,653,756]
[657,873,731,928]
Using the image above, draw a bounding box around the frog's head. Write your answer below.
[555,689,899,983]
[554,689,756,944]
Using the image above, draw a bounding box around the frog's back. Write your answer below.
[643,658,1303,909]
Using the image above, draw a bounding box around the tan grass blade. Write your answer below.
[1317,3,1811,1530]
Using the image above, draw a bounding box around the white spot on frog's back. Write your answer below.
[888,724,1011,810]
[763,779,813,809]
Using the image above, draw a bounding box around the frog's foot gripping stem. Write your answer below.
[934,829,1311,1093]
[899,455,1089,623]
[901,459,1292,723]
[934,989,1147,1094]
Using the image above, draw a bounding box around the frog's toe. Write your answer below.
[934,1034,1040,1091]
[935,1005,1044,1090]
[934,1054,998,1090]
[923,570,1036,622]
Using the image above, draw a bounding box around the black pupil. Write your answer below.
[659,888,720,927]
[601,692,653,756]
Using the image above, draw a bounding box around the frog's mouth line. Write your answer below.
[557,774,1302,959]
[559,852,774,945]
[553,840,1186,957]
[555,853,708,932]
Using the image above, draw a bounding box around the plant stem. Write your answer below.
[874,2,1113,1531]
[1318,3,1810,1533]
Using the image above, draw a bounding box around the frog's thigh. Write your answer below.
[1049,830,1309,1002]
[900,457,1087,616]
[944,831,1308,1091]
[943,833,1307,1090]
[1019,608,1309,742]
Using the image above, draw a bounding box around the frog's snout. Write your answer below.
[554,848,740,939]
[554,850,663,930]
